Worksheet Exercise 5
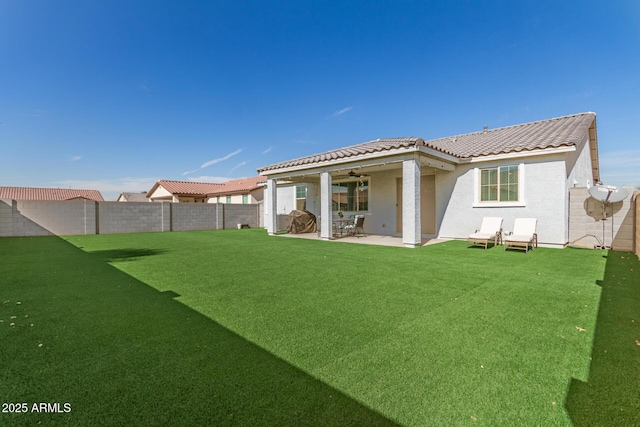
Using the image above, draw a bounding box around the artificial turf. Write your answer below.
[1,229,638,426]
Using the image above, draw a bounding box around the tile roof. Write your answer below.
[0,186,104,201]
[257,113,596,172]
[117,192,149,202]
[147,177,265,198]
[151,180,224,196]
[424,112,596,159]
[257,137,424,172]
[206,176,265,196]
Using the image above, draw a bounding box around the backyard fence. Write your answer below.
[568,187,636,252]
[0,199,263,237]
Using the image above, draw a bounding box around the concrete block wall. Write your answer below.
[0,199,96,236]
[0,199,15,237]
[171,203,217,231]
[0,199,260,237]
[569,187,635,251]
[223,204,261,229]
[635,191,639,259]
[98,202,169,234]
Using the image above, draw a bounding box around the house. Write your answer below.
[257,112,599,248]
[206,176,265,204]
[146,177,265,204]
[117,191,149,202]
[0,186,104,202]
[146,180,223,202]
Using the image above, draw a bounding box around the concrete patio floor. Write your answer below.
[277,232,451,247]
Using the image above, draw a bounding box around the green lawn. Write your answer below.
[1,229,638,426]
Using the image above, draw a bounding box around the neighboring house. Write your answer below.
[257,112,600,248]
[206,176,265,204]
[146,177,265,204]
[117,191,149,202]
[0,186,104,202]
[147,180,223,202]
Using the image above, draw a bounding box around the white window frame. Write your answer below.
[473,163,526,207]
[295,185,306,210]
[332,178,370,213]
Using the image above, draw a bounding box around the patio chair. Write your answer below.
[504,218,538,253]
[466,217,503,249]
[351,215,367,238]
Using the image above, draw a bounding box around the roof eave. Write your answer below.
[462,145,577,163]
[259,146,457,176]
[588,116,600,183]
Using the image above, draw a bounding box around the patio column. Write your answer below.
[265,178,278,235]
[320,172,333,239]
[402,156,421,248]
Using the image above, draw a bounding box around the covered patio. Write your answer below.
[278,231,450,248]
[257,137,456,248]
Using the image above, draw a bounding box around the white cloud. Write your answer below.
[329,106,353,118]
[52,177,159,201]
[262,146,272,154]
[30,109,47,118]
[183,149,243,175]
[187,176,231,183]
[69,156,82,162]
[229,161,247,174]
[599,149,640,187]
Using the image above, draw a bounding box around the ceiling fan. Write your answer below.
[335,169,369,179]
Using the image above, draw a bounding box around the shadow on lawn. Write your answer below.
[0,236,397,427]
[565,252,640,426]
[86,248,169,262]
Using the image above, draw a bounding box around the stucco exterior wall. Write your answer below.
[148,185,173,201]
[438,154,569,247]
[367,169,400,235]
[276,185,297,215]
[566,133,594,189]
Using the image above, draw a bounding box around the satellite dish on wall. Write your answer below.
[588,184,629,204]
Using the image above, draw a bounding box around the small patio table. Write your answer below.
[332,219,354,238]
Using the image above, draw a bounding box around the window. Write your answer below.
[295,185,306,210]
[242,195,248,204]
[332,179,369,212]
[226,196,232,204]
[480,165,519,202]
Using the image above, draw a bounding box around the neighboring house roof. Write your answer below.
[147,177,265,199]
[147,180,224,197]
[257,112,596,173]
[207,176,265,196]
[0,186,104,201]
[117,192,149,202]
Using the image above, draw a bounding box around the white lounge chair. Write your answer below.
[467,217,503,249]
[504,218,538,253]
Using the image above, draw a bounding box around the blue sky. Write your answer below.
[1,0,639,200]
